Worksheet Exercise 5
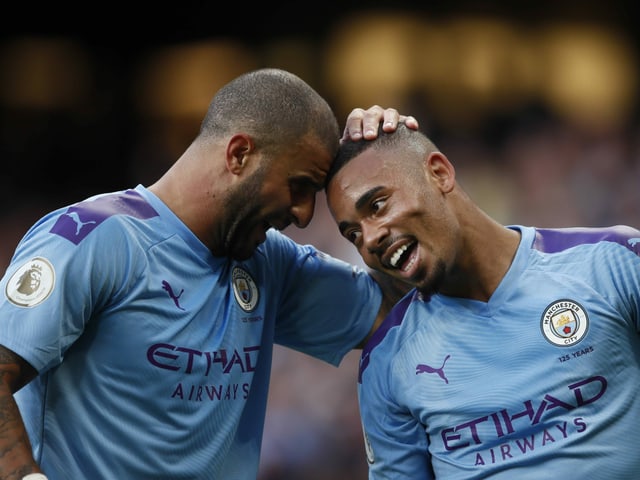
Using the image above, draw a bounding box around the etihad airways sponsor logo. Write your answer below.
[472,417,586,466]
[147,343,260,375]
[441,375,606,451]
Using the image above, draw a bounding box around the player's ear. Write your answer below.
[426,152,455,193]
[226,133,254,175]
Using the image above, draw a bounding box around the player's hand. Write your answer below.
[341,105,419,142]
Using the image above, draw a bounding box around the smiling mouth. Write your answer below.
[390,244,408,267]
[388,241,417,272]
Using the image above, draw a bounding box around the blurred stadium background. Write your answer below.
[1,2,638,478]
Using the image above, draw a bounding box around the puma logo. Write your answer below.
[65,211,97,235]
[416,354,451,384]
[628,238,640,247]
[162,280,185,310]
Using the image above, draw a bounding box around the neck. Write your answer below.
[147,144,227,253]
[440,207,520,302]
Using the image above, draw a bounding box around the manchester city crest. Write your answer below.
[540,299,589,347]
[231,266,259,312]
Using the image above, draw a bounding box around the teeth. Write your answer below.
[390,244,408,267]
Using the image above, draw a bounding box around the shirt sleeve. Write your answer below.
[596,226,640,333]
[618,243,640,333]
[266,230,382,366]
[0,210,142,372]
[358,351,433,480]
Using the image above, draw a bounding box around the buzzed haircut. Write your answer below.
[327,122,437,185]
[199,68,340,155]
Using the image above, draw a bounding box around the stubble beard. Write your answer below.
[417,257,447,297]
[223,168,266,260]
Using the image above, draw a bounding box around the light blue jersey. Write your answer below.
[358,225,640,479]
[0,185,382,479]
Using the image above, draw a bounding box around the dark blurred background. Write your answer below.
[2,2,639,478]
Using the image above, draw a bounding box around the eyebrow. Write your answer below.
[356,186,384,211]
[337,185,384,235]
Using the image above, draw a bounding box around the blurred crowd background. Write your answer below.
[1,1,639,478]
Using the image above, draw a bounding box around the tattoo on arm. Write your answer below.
[0,345,40,478]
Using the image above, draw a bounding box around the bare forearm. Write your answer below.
[0,388,41,479]
[0,347,41,479]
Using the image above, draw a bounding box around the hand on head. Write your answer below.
[342,105,419,142]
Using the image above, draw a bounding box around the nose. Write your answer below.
[290,195,316,228]
[362,219,388,255]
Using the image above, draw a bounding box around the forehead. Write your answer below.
[276,138,334,185]
[328,148,391,199]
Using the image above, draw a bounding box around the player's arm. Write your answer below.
[0,345,43,479]
[359,375,433,479]
[342,105,419,142]
[357,270,412,348]
[364,418,434,480]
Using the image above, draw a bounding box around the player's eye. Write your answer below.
[345,229,362,245]
[371,198,386,213]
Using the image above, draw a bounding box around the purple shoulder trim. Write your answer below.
[50,189,159,245]
[533,225,640,255]
[359,291,418,383]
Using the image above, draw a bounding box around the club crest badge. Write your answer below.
[540,299,589,347]
[231,267,259,312]
[5,257,55,307]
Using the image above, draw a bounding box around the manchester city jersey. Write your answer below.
[0,185,382,479]
[358,225,640,479]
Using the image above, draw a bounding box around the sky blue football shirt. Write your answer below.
[0,185,382,479]
[358,225,640,479]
